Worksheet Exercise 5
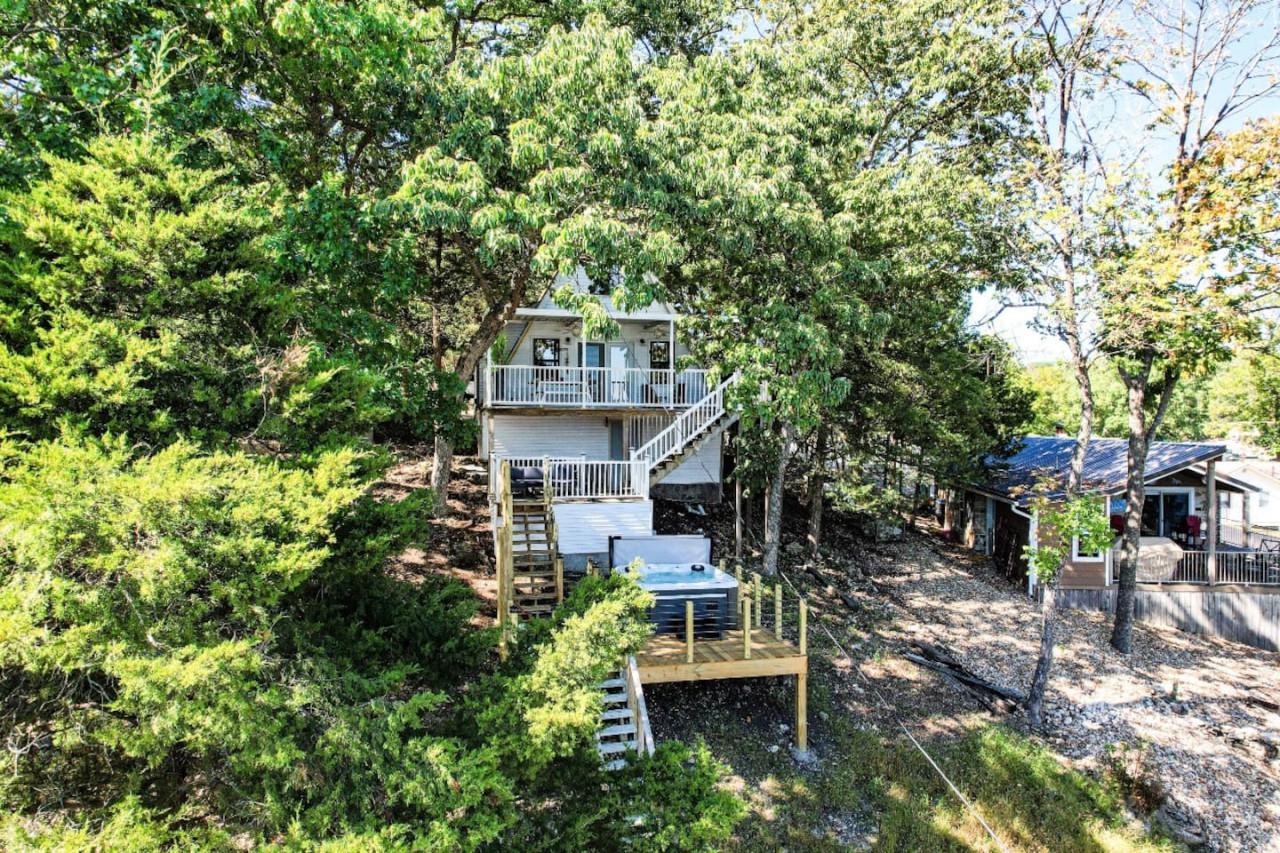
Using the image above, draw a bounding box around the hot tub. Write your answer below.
[622,562,739,639]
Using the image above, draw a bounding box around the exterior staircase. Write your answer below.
[507,500,560,619]
[631,371,741,487]
[596,656,654,770]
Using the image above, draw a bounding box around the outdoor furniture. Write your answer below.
[510,466,545,496]
[538,380,587,404]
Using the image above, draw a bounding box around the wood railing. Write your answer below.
[495,460,565,656]
[624,655,655,756]
[490,455,650,501]
[482,365,710,409]
[675,560,808,662]
[630,372,739,471]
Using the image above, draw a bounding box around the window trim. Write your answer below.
[649,340,671,370]
[1072,535,1105,563]
[532,338,561,367]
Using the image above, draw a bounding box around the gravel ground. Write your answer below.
[851,530,1280,853]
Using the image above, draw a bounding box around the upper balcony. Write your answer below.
[480,365,711,410]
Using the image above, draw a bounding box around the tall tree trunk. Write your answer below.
[430,433,454,515]
[1111,362,1177,653]
[807,424,827,561]
[1027,579,1059,728]
[1028,275,1094,728]
[763,422,795,576]
[432,268,534,515]
[1111,364,1150,654]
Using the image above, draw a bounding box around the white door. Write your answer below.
[609,345,630,402]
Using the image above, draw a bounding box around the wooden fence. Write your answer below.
[1058,587,1280,651]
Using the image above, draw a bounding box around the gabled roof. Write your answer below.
[973,436,1229,506]
[1218,460,1280,490]
[519,267,677,320]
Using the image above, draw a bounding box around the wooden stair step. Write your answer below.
[597,723,637,740]
[602,691,628,705]
[601,708,634,722]
[597,741,634,756]
[600,678,625,690]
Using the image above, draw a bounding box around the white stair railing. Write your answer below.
[630,371,740,471]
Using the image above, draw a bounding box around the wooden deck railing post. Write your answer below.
[753,572,763,626]
[742,596,752,659]
[686,601,695,663]
[798,597,808,656]
[774,584,783,640]
[555,556,564,603]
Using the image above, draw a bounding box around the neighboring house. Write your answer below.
[957,436,1261,592]
[479,269,739,568]
[1217,460,1280,536]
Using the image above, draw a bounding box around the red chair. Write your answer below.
[1109,514,1125,535]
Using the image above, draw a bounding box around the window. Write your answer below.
[533,338,560,367]
[1072,536,1105,562]
[649,340,671,370]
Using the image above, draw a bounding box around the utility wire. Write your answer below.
[776,567,1014,853]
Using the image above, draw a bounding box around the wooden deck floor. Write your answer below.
[634,629,807,684]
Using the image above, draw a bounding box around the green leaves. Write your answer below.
[1024,493,1112,584]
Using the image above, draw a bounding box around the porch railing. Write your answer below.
[631,371,739,469]
[1134,548,1280,586]
[490,456,650,501]
[481,365,710,409]
[1220,521,1280,551]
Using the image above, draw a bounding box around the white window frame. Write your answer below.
[1071,497,1109,562]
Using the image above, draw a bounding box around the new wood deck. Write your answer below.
[634,628,807,683]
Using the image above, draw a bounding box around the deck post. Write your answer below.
[742,596,752,659]
[774,584,783,640]
[1207,459,1218,585]
[796,672,808,752]
[735,476,743,564]
[555,556,564,604]
[753,572,763,626]
[798,597,807,656]
[686,601,695,663]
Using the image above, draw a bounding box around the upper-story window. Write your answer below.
[533,338,560,367]
[649,341,670,370]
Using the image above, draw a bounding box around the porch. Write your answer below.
[1133,542,1280,587]
[490,456,650,501]
[481,365,712,409]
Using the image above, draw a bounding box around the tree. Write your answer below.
[1023,490,1113,726]
[661,0,1036,570]
[1100,0,1280,653]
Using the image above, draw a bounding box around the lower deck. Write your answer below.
[634,628,807,683]
[634,627,809,750]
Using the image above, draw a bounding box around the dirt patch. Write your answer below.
[822,524,1280,853]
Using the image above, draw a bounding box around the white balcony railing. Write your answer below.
[490,456,650,501]
[1134,547,1280,586]
[482,365,710,409]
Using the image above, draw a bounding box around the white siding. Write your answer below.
[554,501,654,555]
[490,414,609,460]
[661,433,722,485]
[503,318,690,370]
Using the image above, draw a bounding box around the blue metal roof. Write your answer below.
[976,436,1228,506]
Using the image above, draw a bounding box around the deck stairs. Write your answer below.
[507,500,560,619]
[631,371,741,487]
[596,656,654,770]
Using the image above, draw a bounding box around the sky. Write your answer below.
[964,0,1280,366]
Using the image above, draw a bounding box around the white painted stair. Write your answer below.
[631,371,741,487]
[596,657,654,770]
